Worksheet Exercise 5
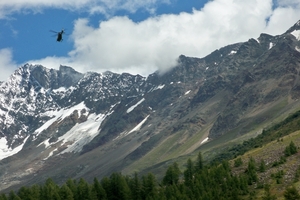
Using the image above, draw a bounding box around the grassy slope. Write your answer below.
[230,130,300,199]
[123,96,300,178]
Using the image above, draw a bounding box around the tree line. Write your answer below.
[1,150,300,199]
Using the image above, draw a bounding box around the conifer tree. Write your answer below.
[8,191,21,200]
[128,172,142,200]
[184,158,194,185]
[59,184,74,200]
[17,186,31,200]
[40,178,61,200]
[92,177,107,200]
[196,152,204,171]
[259,159,266,173]
[141,173,158,200]
[162,162,181,186]
[76,178,96,200]
[284,141,298,156]
[101,177,111,199]
[0,194,7,200]
[245,157,258,185]
[234,157,243,167]
[262,184,276,200]
[284,186,300,200]
[109,172,131,200]
[66,178,77,199]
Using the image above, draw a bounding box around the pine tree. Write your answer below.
[284,186,300,200]
[40,178,61,200]
[284,141,298,156]
[128,172,142,200]
[109,172,131,200]
[8,191,21,200]
[66,178,77,198]
[162,162,181,186]
[245,157,258,185]
[101,177,111,199]
[141,173,158,200]
[76,178,95,200]
[17,186,31,200]
[0,194,7,200]
[234,157,243,167]
[59,184,74,200]
[92,177,107,200]
[259,159,266,172]
[184,158,194,185]
[262,184,276,200]
[196,152,204,171]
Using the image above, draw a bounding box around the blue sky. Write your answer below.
[0,0,300,80]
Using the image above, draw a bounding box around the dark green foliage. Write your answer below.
[284,186,300,200]
[272,156,286,167]
[183,158,194,185]
[211,110,300,163]
[92,178,107,200]
[59,184,74,200]
[8,191,21,200]
[294,166,300,183]
[76,178,96,200]
[195,152,204,171]
[127,172,142,200]
[40,178,61,200]
[271,170,284,184]
[245,157,258,185]
[259,159,266,172]
[109,172,131,200]
[234,157,243,167]
[284,141,298,157]
[262,184,277,200]
[0,152,252,200]
[141,173,158,200]
[0,194,7,200]
[162,162,181,186]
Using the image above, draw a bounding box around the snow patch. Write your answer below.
[269,42,274,49]
[43,148,57,160]
[201,137,209,145]
[59,112,109,153]
[296,46,300,53]
[128,115,150,134]
[148,84,165,92]
[229,50,237,55]
[185,90,191,95]
[291,30,300,40]
[37,138,51,148]
[34,101,89,137]
[127,98,145,113]
[156,84,165,90]
[0,136,29,160]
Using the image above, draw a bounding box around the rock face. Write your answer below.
[1,20,300,191]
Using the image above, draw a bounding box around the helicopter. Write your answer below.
[50,29,65,42]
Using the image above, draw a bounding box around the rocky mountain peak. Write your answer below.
[286,19,300,33]
[1,19,300,192]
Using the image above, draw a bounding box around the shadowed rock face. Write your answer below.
[0,20,300,192]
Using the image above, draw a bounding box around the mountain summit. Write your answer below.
[1,20,300,191]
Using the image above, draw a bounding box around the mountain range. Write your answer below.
[1,20,300,191]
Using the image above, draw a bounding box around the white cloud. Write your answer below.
[3,0,300,77]
[0,0,169,19]
[0,48,17,81]
[53,0,299,75]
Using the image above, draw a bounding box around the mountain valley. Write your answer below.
[1,20,300,192]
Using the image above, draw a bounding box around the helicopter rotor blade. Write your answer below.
[49,30,58,33]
